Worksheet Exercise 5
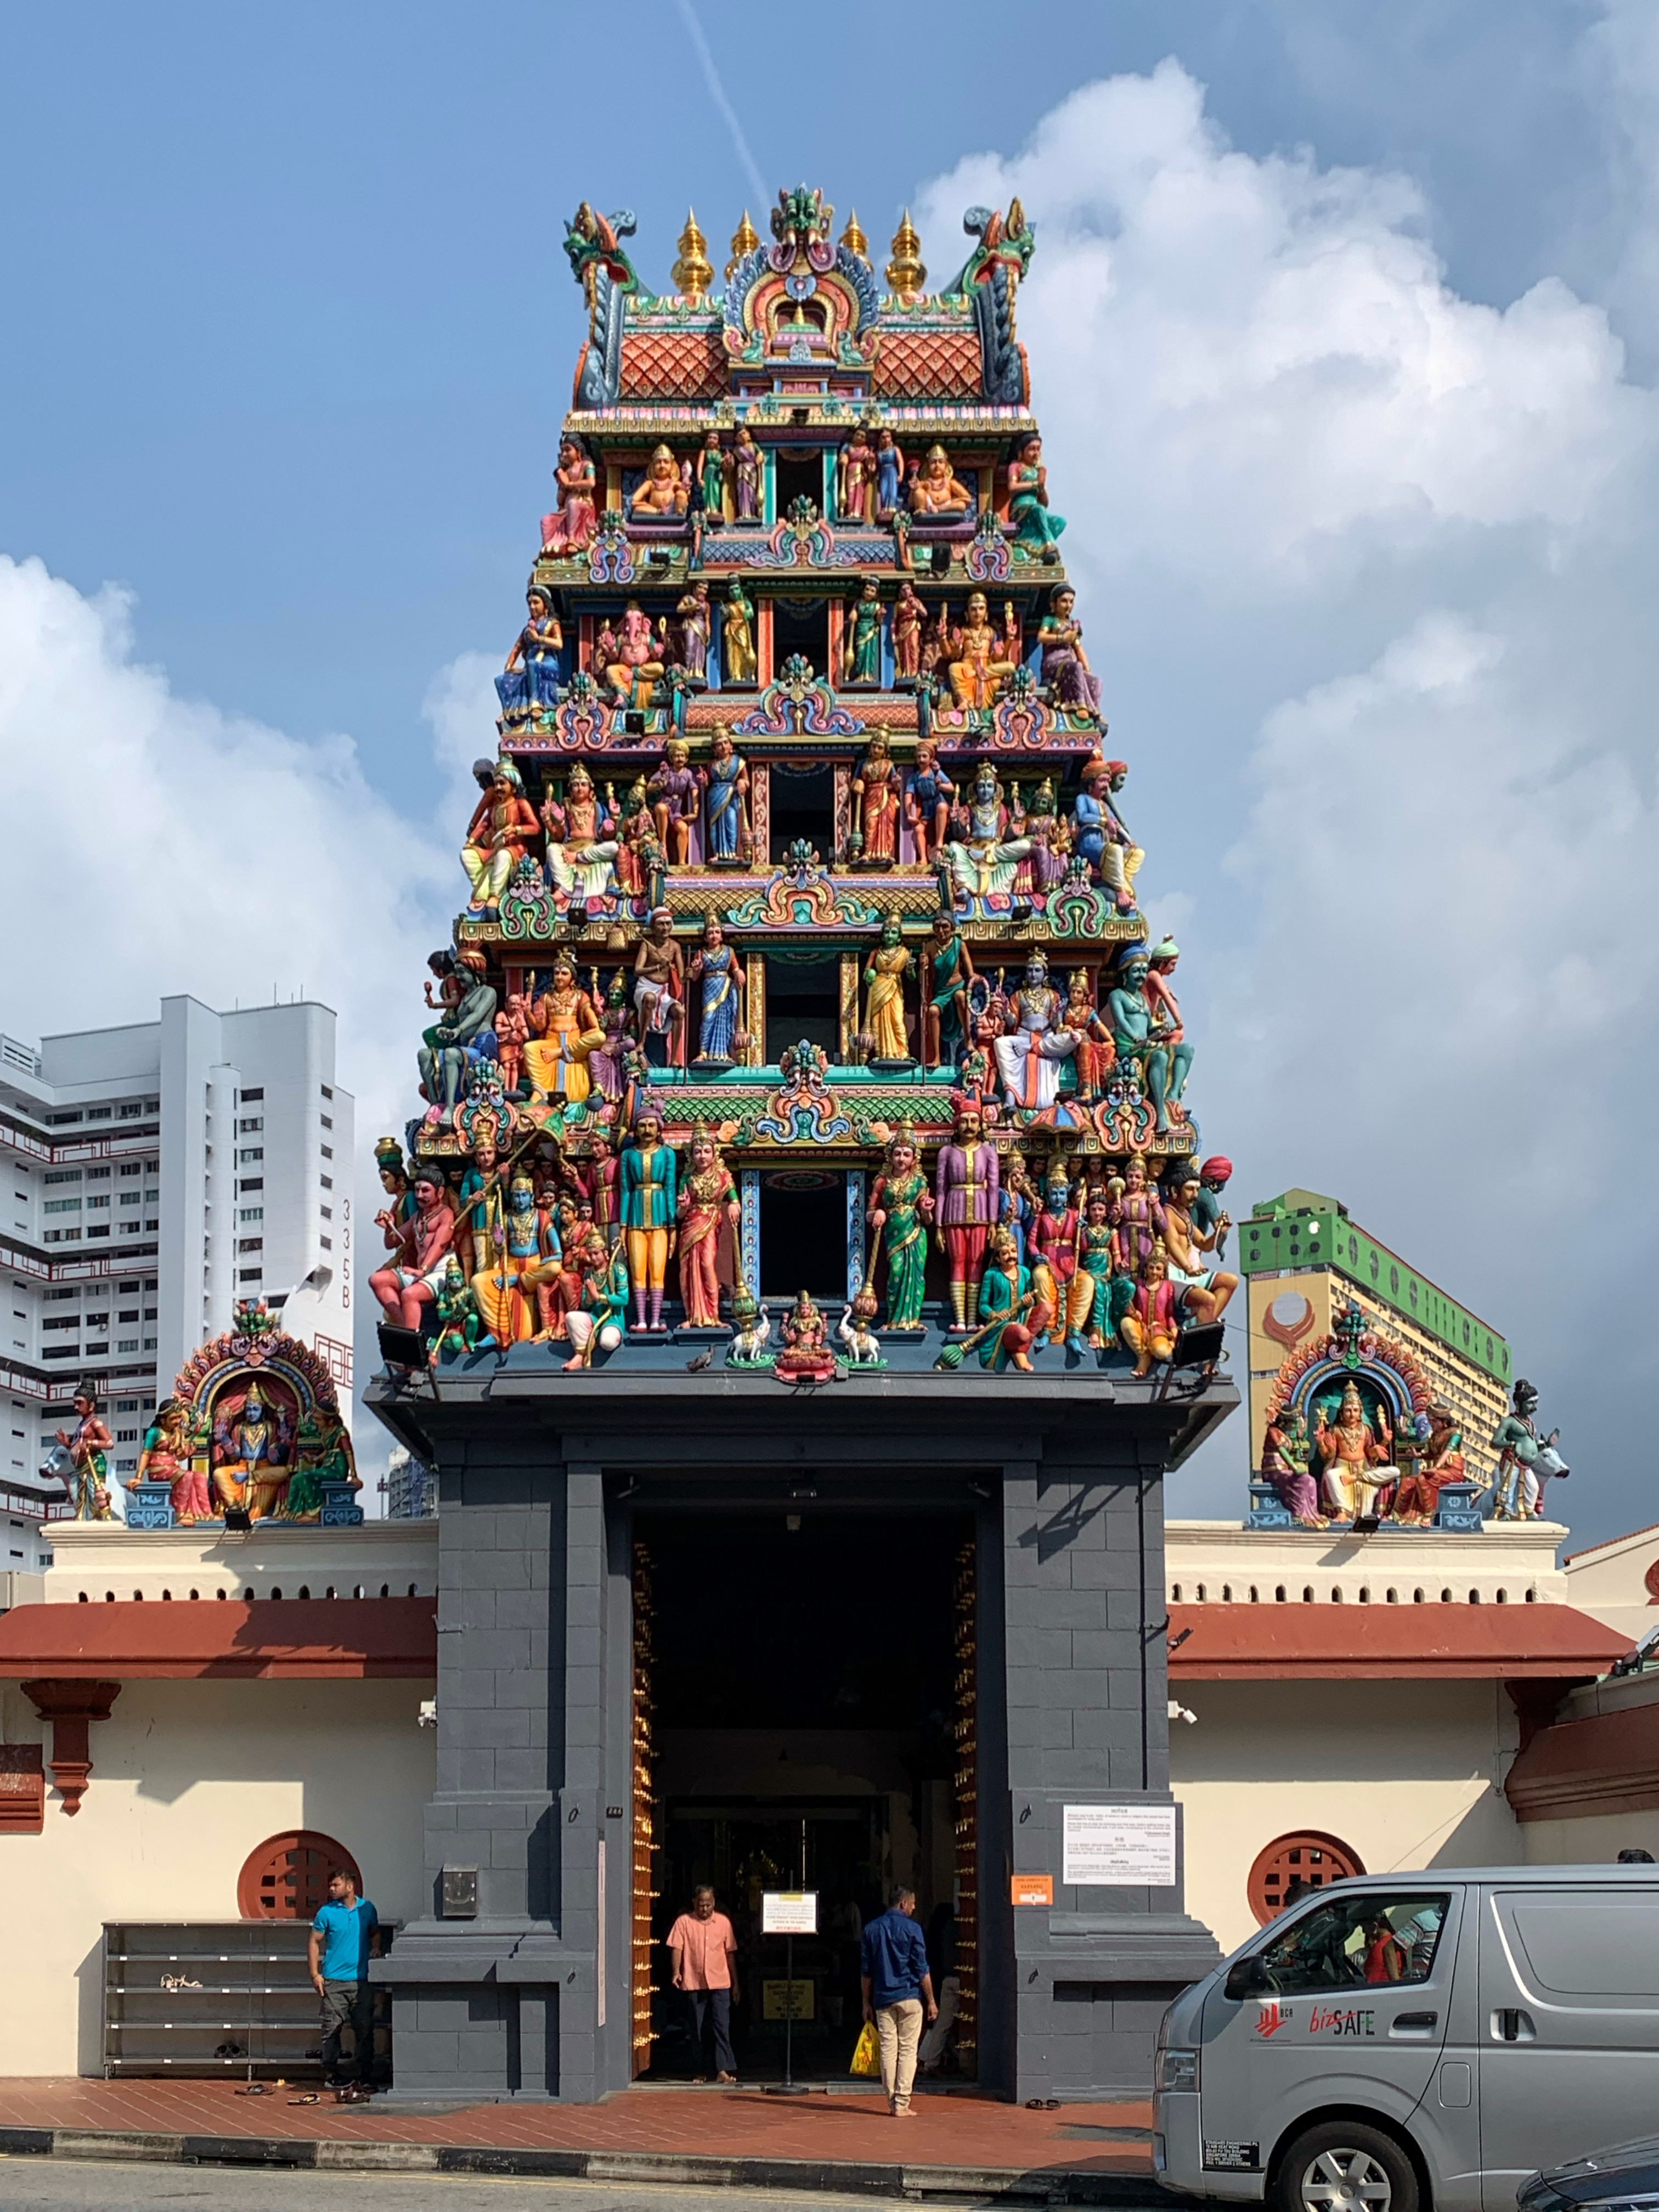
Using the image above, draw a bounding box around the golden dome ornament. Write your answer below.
[726,208,760,281]
[886,210,926,303]
[839,208,869,260]
[672,209,714,306]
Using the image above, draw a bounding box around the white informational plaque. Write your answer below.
[1062,1803,1177,1887]
[761,1889,819,1935]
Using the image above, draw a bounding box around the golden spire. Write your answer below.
[886,210,926,303]
[726,208,760,281]
[839,208,869,259]
[672,208,714,306]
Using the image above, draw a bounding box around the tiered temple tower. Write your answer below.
[368,189,1235,2106]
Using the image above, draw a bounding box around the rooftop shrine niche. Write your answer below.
[386,187,1239,1386]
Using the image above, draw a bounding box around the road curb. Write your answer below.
[0,2121,1180,2204]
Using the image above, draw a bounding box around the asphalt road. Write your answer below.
[0,2158,1009,2212]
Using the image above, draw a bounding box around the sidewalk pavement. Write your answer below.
[0,2078,1164,2204]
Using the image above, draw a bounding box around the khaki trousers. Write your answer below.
[876,1996,923,2111]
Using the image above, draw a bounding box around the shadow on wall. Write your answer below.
[76,1929,103,2077]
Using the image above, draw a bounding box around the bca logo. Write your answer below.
[1254,2001,1293,2040]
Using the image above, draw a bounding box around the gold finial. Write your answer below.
[886,210,926,302]
[672,208,714,306]
[726,208,760,281]
[840,208,869,259]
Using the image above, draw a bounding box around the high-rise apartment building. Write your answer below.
[0,998,354,1492]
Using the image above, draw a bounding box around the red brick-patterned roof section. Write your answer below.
[618,326,729,402]
[1166,1602,1630,1680]
[1505,1696,1659,1821]
[872,327,986,401]
[0,1597,437,1679]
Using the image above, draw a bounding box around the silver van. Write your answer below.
[1154,1866,1659,2212]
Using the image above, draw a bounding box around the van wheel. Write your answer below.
[1276,2123,1419,2212]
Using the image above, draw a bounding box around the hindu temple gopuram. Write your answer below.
[366,190,1239,2103]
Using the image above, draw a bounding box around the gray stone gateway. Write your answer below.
[368,1360,1231,2102]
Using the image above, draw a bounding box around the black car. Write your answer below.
[1521,2139,1659,2212]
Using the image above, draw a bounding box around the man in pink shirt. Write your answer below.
[666,1883,741,2084]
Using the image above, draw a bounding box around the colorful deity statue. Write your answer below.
[57,1382,115,1521]
[628,442,690,520]
[775,1291,837,1382]
[904,739,953,866]
[620,1104,678,1332]
[868,1121,932,1330]
[1392,1401,1467,1526]
[417,950,496,1114]
[1119,1248,1180,1378]
[1160,1165,1238,1323]
[1490,1379,1567,1520]
[850,728,900,864]
[285,1403,360,1522]
[922,907,975,1068]
[1005,431,1065,560]
[992,950,1077,1111]
[472,1169,560,1349]
[431,1253,486,1362]
[496,584,563,723]
[890,578,924,682]
[699,725,750,863]
[1034,1163,1083,1347]
[633,907,684,1066]
[454,1129,504,1278]
[946,593,1021,712]
[563,1235,629,1370]
[862,911,914,1064]
[1107,953,1174,1134]
[1263,1407,1321,1528]
[1192,1154,1233,1261]
[909,442,975,518]
[586,971,631,1102]
[1108,1153,1165,1277]
[731,425,761,518]
[462,758,539,918]
[493,993,530,1096]
[721,579,757,683]
[616,777,665,905]
[524,955,603,1104]
[1062,970,1114,1102]
[1038,585,1099,713]
[371,1164,455,1328]
[676,1122,738,1326]
[648,737,700,866]
[975,1228,1051,1372]
[689,915,744,1065]
[673,579,712,682]
[1145,939,1195,1107]
[837,1287,883,1366]
[837,423,878,524]
[935,1102,1000,1330]
[874,426,904,517]
[602,601,667,706]
[211,1379,294,1520]
[844,578,883,685]
[541,435,599,556]
[1315,1380,1395,1521]
[1074,1192,1123,1351]
[943,760,1034,905]
[137,1396,209,1523]
[1072,759,1142,911]
[698,428,727,521]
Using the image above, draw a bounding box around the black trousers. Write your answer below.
[319,1978,374,2081]
[687,1987,736,2076]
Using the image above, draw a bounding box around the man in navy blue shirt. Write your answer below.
[308,1868,380,2092]
[859,1884,938,2115]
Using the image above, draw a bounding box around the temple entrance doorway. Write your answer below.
[759,1171,845,1302]
[632,1509,976,2084]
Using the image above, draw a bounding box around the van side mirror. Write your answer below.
[1224,1955,1271,2001]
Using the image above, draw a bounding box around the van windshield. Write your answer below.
[1256,1893,1448,1996]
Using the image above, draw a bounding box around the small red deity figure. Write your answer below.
[1062,970,1115,1102]
[494,993,530,1095]
[676,1125,738,1328]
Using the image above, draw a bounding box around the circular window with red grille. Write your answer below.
[237,1831,361,1921]
[1247,1831,1365,1925]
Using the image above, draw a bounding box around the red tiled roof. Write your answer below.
[618,327,728,402]
[1167,1601,1630,1680]
[871,328,984,400]
[0,1597,437,1680]
[1505,1698,1659,1821]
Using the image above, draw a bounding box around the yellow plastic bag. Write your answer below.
[850,2018,881,2078]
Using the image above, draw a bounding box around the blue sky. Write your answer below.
[3,3,1656,1535]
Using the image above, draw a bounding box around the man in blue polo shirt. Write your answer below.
[308,1868,380,2091]
[859,1884,938,2115]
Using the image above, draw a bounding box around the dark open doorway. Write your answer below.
[764,951,839,1059]
[770,600,830,686]
[772,448,826,520]
[760,1176,846,1302]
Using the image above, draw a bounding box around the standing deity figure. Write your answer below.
[862,912,914,1064]
[1108,1154,1165,1278]
[837,423,878,523]
[371,1166,456,1330]
[1034,1165,1084,1348]
[1192,1155,1233,1262]
[493,992,531,1096]
[1490,1379,1566,1521]
[1315,1380,1393,1521]
[904,740,954,867]
[495,584,563,723]
[1119,1249,1180,1378]
[524,955,603,1104]
[616,777,665,905]
[620,1106,678,1333]
[874,427,904,518]
[909,442,975,518]
[471,1170,558,1350]
[676,1124,738,1327]
[850,729,900,864]
[890,578,924,682]
[992,951,1078,1112]
[920,600,952,682]
[698,429,727,521]
[1160,1167,1238,1322]
[461,757,539,917]
[648,737,701,866]
[935,1103,1001,1330]
[922,907,975,1068]
[1062,970,1115,1102]
[1263,1407,1322,1528]
[582,1129,622,1249]
[454,1130,504,1279]
[689,915,744,1065]
[1144,938,1195,1106]
[633,907,685,1067]
[1107,953,1173,1134]
[721,578,757,683]
[946,593,1021,712]
[868,1122,933,1330]
[1071,759,1142,912]
[844,577,883,685]
[731,425,761,519]
[540,435,599,556]
[1005,431,1065,561]
[602,600,666,707]
[699,726,751,864]
[628,442,690,519]
[1075,1193,1122,1350]
[57,1382,115,1521]
[672,580,712,682]
[1038,585,1100,713]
